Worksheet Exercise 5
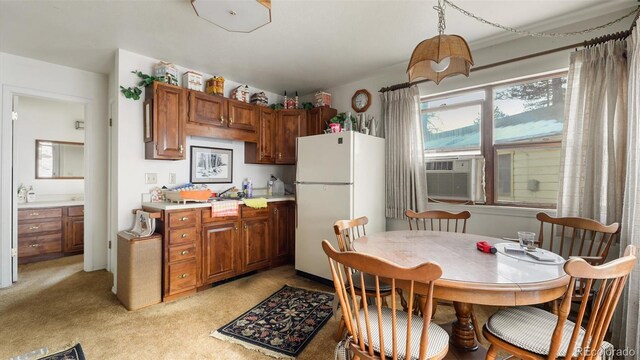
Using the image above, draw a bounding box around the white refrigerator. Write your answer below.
[295,131,385,281]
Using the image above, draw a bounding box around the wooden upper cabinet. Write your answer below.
[188,91,226,128]
[145,82,187,160]
[245,107,276,164]
[307,106,337,136]
[227,99,256,133]
[276,110,306,164]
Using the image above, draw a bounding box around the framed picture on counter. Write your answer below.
[190,146,233,184]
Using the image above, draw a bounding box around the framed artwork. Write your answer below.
[190,146,233,184]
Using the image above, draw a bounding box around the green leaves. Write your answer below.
[120,70,166,101]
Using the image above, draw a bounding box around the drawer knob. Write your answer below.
[178,273,189,279]
[180,217,189,221]
[220,115,225,124]
[29,225,40,230]
[30,243,40,248]
[181,233,188,238]
[29,212,39,216]
[180,250,190,255]
[229,117,234,124]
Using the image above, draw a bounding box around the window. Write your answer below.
[422,73,567,207]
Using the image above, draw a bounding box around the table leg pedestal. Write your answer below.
[451,301,479,351]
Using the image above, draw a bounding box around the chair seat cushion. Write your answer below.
[485,306,613,358]
[356,306,449,360]
[351,271,393,293]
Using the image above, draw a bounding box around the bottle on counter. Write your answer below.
[267,176,274,197]
[344,112,353,131]
[246,179,253,198]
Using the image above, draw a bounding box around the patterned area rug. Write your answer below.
[212,285,334,359]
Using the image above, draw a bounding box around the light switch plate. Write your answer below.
[169,173,176,184]
[145,173,157,184]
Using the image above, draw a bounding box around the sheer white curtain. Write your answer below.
[557,39,628,225]
[611,25,640,357]
[382,86,428,219]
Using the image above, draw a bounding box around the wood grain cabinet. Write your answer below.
[18,205,84,264]
[150,200,295,302]
[185,91,257,142]
[201,220,239,285]
[306,106,337,136]
[144,82,187,160]
[269,201,295,267]
[276,110,306,164]
[244,107,276,164]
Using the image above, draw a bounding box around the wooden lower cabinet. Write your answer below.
[17,205,84,264]
[201,221,239,285]
[241,217,270,273]
[152,200,295,302]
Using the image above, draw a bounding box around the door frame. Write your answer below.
[0,85,94,287]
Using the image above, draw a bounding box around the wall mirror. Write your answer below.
[36,140,84,179]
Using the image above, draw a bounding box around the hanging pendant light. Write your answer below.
[407,0,474,84]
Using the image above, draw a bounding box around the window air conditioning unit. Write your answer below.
[426,157,485,203]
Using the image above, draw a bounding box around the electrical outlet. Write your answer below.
[169,173,176,184]
[145,173,157,184]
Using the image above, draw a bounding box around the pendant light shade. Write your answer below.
[407,34,474,84]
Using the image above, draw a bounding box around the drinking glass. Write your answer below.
[517,231,536,250]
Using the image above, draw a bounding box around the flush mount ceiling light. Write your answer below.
[192,0,271,33]
[407,0,473,84]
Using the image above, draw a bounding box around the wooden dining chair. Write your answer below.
[323,240,450,360]
[405,210,471,233]
[333,217,393,341]
[404,209,480,340]
[483,244,637,360]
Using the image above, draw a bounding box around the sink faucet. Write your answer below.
[217,186,236,197]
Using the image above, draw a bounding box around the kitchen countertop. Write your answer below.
[18,200,84,209]
[141,195,295,211]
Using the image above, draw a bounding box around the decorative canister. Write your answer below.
[329,123,341,133]
[315,91,332,107]
[250,92,269,106]
[153,61,178,85]
[182,71,203,91]
[205,76,225,96]
[231,85,250,103]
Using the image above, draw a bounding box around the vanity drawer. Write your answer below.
[168,260,197,294]
[18,208,63,221]
[201,208,238,224]
[169,243,196,263]
[240,206,269,219]
[67,206,84,217]
[168,227,197,245]
[18,234,62,257]
[168,210,197,228]
[18,220,62,235]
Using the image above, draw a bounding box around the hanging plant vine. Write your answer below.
[120,71,166,100]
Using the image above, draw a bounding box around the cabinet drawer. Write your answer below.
[168,260,197,294]
[18,220,62,236]
[18,234,62,257]
[169,243,196,263]
[241,206,269,219]
[168,210,197,228]
[18,208,62,221]
[201,208,238,224]
[67,206,84,217]
[169,227,197,245]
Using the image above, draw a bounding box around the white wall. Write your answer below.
[15,96,85,196]
[306,10,631,237]
[111,49,295,291]
[0,52,109,287]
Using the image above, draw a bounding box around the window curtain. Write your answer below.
[557,39,628,225]
[382,86,428,219]
[611,24,640,357]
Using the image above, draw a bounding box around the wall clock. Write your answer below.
[351,89,371,113]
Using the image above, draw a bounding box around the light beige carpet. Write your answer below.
[0,256,497,359]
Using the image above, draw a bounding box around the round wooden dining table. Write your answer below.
[350,230,570,352]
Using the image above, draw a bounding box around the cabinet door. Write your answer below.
[306,107,322,136]
[151,83,187,159]
[228,99,256,132]
[259,108,276,162]
[276,110,306,164]
[202,221,239,284]
[241,218,270,273]
[64,217,84,253]
[188,91,227,127]
[270,202,293,267]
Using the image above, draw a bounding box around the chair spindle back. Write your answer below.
[405,210,471,233]
[322,240,443,360]
[334,216,368,252]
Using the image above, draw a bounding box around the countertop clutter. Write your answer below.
[141,195,295,211]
